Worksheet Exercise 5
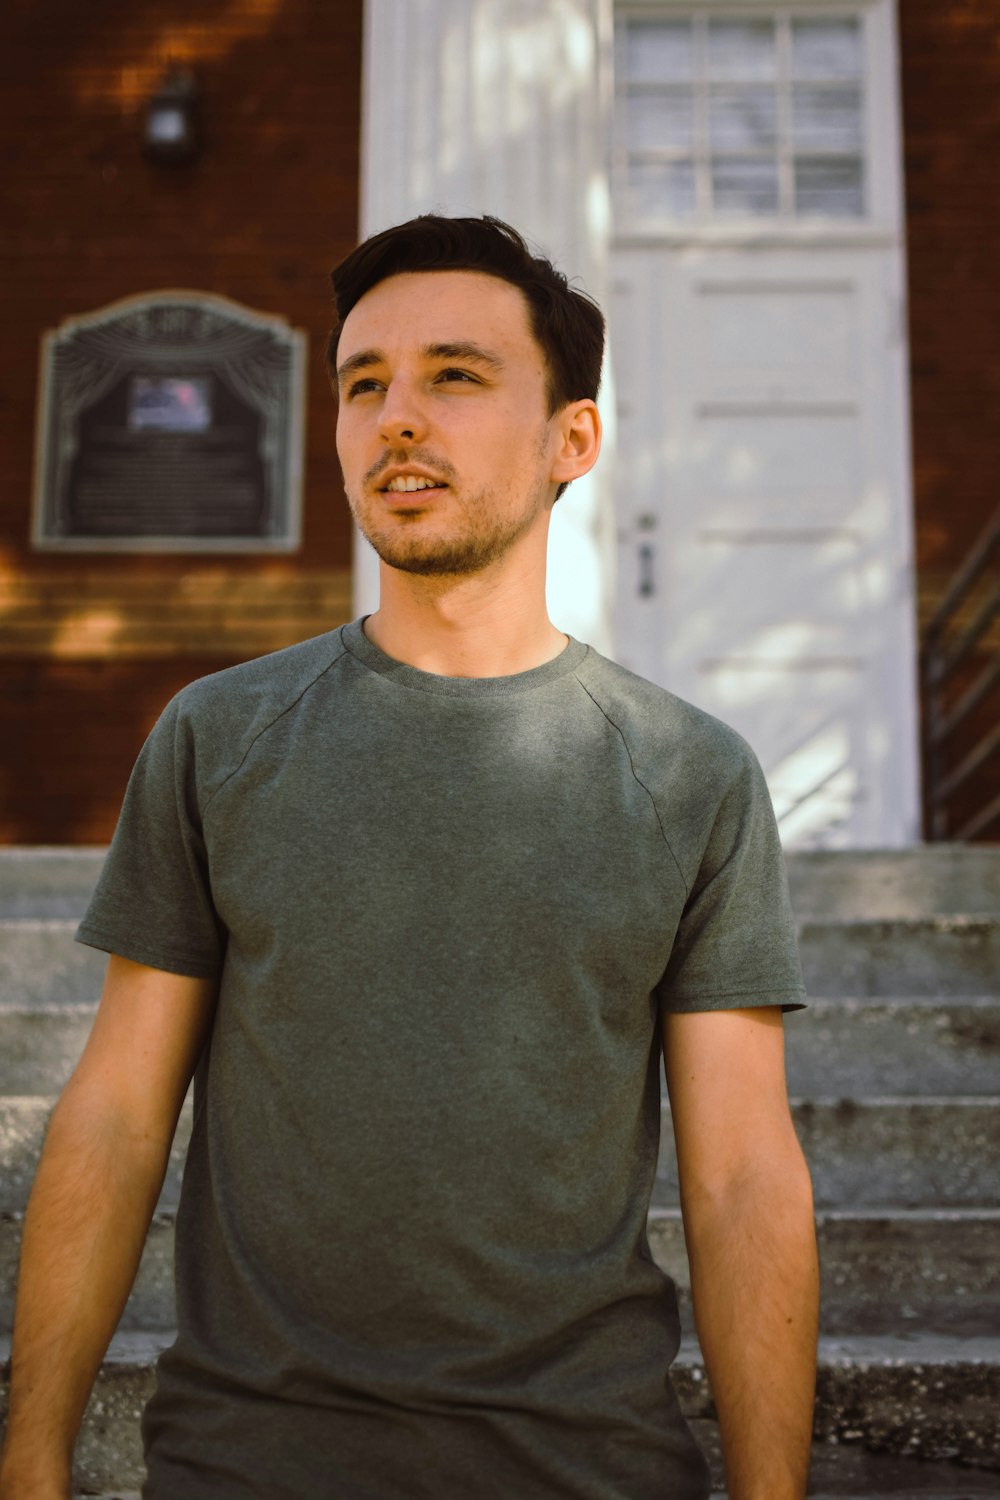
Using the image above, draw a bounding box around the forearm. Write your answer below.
[684,1148,819,1500]
[0,1076,171,1494]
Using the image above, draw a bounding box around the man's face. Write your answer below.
[335,270,563,577]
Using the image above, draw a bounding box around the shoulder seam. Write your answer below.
[571,669,690,899]
[201,641,348,817]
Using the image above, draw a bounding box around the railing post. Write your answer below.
[922,631,946,841]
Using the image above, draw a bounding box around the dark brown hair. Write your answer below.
[326,213,605,416]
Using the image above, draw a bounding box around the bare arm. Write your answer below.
[0,954,218,1498]
[663,1006,819,1500]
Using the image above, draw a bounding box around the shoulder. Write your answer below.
[571,647,770,891]
[572,645,756,792]
[151,629,349,795]
[174,628,347,724]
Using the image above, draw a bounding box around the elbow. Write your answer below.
[681,1132,816,1237]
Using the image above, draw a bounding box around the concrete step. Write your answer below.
[6,993,999,1097]
[797,917,1000,998]
[0,919,106,1008]
[786,846,1000,921]
[655,1097,1000,1210]
[4,845,998,925]
[687,1420,1000,1498]
[0,848,104,920]
[66,1486,1000,1499]
[3,1095,997,1215]
[64,1488,1000,1500]
[53,1447,1000,1498]
[784,998,1000,1097]
[807,1333,999,1469]
[4,1206,995,1341]
[3,1332,997,1487]
[684,1335,1000,1470]
[0,1002,95,1093]
[648,1208,1000,1340]
[3,911,999,1012]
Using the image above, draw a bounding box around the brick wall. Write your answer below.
[898,0,1000,837]
[3,1,997,843]
[1,0,362,841]
[899,0,1000,572]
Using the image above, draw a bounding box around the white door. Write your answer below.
[610,2,920,848]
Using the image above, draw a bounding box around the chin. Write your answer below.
[369,538,494,577]
[352,494,543,578]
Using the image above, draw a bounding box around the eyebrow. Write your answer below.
[336,341,507,386]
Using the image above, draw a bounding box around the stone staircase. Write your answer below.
[1,845,998,1499]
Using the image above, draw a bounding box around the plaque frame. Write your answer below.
[31,290,308,553]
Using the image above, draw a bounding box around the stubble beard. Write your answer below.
[353,491,546,576]
[346,443,553,579]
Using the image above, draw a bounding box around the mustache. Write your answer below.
[364,449,458,485]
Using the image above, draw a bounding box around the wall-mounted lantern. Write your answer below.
[143,66,203,166]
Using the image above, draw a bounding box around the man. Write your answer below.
[0,215,817,1500]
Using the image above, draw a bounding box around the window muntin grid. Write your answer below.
[615,11,867,223]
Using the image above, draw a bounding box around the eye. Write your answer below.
[345,377,383,399]
[435,367,479,384]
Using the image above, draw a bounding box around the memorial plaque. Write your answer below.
[32,291,307,551]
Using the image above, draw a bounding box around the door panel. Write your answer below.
[612,245,919,846]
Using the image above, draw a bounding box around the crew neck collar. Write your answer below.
[340,617,588,698]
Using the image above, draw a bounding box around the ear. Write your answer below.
[550,400,602,488]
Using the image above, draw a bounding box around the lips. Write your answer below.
[382,475,448,494]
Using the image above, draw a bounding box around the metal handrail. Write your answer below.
[920,506,1000,840]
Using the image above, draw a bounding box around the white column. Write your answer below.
[353,0,616,655]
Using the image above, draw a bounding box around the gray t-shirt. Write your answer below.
[77,619,806,1500]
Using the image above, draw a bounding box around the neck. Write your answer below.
[364,544,566,679]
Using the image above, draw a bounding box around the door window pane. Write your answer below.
[710,86,779,151]
[626,159,698,219]
[794,157,864,216]
[707,20,777,81]
[624,89,696,152]
[792,84,863,151]
[712,157,780,215]
[624,20,694,84]
[791,18,862,79]
[615,10,868,224]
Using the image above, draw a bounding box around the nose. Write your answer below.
[378,378,427,445]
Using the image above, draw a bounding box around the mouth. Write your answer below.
[380,475,449,495]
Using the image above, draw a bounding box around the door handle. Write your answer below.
[638,543,655,598]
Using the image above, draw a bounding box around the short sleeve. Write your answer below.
[657,742,806,1014]
[75,693,226,979]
